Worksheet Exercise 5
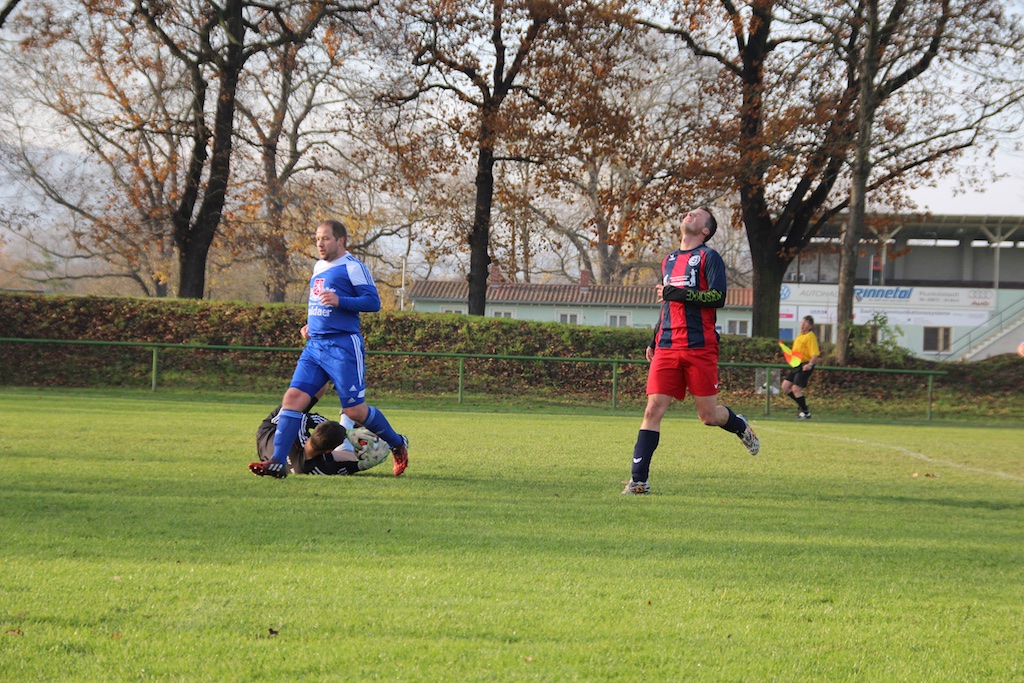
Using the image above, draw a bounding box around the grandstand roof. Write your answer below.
[819,213,1024,242]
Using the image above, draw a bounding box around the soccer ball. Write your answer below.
[346,427,390,471]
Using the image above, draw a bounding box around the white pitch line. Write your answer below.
[757,426,1024,483]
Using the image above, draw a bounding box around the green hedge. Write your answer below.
[1,293,1021,417]
[0,293,664,402]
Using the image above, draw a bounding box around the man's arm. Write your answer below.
[332,284,381,313]
[660,285,726,307]
[660,248,727,308]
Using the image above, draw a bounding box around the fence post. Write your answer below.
[151,347,159,392]
[611,360,619,410]
[458,356,465,404]
[927,374,934,421]
[764,365,772,417]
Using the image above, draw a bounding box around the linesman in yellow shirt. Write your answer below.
[782,315,821,419]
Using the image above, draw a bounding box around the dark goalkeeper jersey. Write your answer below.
[652,244,727,351]
[255,406,329,465]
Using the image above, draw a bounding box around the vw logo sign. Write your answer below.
[780,285,791,300]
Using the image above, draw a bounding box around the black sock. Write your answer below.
[796,396,809,412]
[720,407,746,435]
[631,429,660,482]
[787,391,799,406]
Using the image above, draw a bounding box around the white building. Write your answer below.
[409,214,1024,361]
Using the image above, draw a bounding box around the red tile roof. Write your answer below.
[407,280,753,308]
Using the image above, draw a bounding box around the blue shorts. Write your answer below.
[289,335,367,408]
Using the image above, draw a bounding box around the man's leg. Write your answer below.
[330,339,409,476]
[792,383,811,416]
[251,349,325,478]
[694,395,760,456]
[343,403,408,476]
[625,394,671,493]
[270,387,313,464]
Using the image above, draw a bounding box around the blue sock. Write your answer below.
[720,407,746,435]
[631,429,660,482]
[270,409,304,465]
[361,405,403,449]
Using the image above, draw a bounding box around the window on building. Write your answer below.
[491,309,514,319]
[727,320,749,336]
[814,324,834,344]
[923,327,952,352]
[607,312,630,327]
[441,306,466,315]
[558,311,580,325]
[783,250,841,283]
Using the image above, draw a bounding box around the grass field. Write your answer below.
[1,387,1022,681]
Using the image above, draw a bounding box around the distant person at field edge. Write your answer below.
[781,315,821,419]
[249,219,409,479]
[623,207,760,496]
[255,384,388,475]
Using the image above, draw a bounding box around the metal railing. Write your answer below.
[0,337,949,419]
[939,297,1024,361]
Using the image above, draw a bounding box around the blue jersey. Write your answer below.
[306,253,381,337]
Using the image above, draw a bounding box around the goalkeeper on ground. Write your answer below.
[255,389,387,476]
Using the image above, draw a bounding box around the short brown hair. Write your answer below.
[308,420,347,453]
[700,206,718,242]
[320,219,347,241]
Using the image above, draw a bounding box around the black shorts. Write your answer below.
[784,367,814,388]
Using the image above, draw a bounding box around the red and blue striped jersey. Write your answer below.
[653,244,727,350]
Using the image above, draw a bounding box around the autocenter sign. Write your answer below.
[779,284,994,326]
[782,284,995,308]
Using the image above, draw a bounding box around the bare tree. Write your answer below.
[826,0,1024,363]
[0,15,188,297]
[231,29,374,302]
[372,0,638,314]
[0,0,22,29]
[3,1,377,299]
[496,39,733,286]
[634,0,1024,339]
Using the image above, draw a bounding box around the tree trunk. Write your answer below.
[468,130,496,316]
[177,238,213,299]
[174,0,244,299]
[743,194,791,338]
[835,0,880,366]
[749,244,787,339]
[265,230,289,303]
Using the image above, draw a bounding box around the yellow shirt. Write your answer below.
[793,330,820,364]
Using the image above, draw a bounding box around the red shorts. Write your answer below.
[646,347,719,399]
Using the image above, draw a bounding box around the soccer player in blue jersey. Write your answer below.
[249,219,409,479]
[623,207,760,495]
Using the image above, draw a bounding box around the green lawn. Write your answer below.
[1,388,1021,681]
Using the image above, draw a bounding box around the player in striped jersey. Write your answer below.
[623,207,760,495]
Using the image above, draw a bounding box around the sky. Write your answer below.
[903,147,1024,216]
